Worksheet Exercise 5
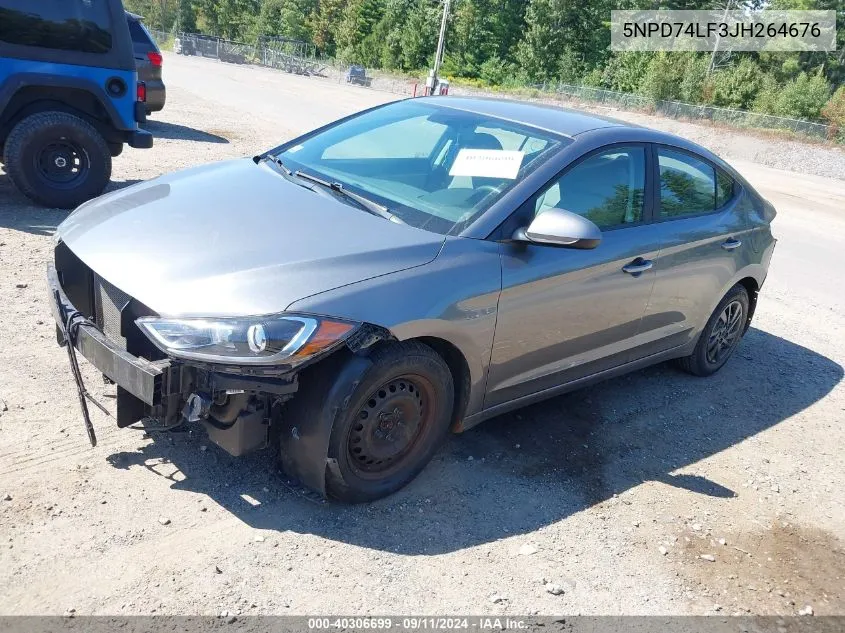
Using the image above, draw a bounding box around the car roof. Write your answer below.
[418,96,739,175]
[422,96,634,138]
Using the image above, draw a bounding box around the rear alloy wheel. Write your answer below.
[326,342,454,502]
[3,111,112,209]
[677,284,749,377]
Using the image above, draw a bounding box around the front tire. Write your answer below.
[677,284,749,377]
[314,342,454,503]
[3,111,112,209]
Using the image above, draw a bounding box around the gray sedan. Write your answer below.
[48,97,776,502]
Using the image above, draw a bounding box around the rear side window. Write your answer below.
[536,146,646,229]
[128,19,154,47]
[658,148,734,218]
[0,0,112,53]
[716,170,736,207]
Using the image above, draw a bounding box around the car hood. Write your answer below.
[56,159,445,317]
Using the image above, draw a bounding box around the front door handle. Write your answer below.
[622,258,653,275]
[721,238,742,251]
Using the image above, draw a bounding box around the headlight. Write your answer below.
[135,314,358,364]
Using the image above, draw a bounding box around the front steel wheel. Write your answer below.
[326,342,454,502]
[678,284,750,377]
[347,374,437,477]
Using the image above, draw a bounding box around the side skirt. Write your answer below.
[460,343,692,432]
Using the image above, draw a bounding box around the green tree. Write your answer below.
[773,71,832,119]
[176,0,197,32]
[679,55,710,103]
[821,86,845,138]
[639,52,682,101]
[448,0,526,78]
[336,0,385,63]
[193,0,221,35]
[602,52,653,93]
[310,0,345,55]
[712,57,764,109]
[217,0,259,40]
[395,1,440,70]
[252,0,316,41]
[123,0,177,30]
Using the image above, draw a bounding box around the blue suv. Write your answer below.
[0,0,152,208]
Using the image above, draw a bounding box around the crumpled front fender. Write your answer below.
[277,351,373,498]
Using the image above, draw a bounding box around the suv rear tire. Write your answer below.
[3,111,112,209]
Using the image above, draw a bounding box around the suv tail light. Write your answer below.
[147,51,163,67]
[137,82,147,102]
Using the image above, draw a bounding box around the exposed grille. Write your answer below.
[93,275,130,350]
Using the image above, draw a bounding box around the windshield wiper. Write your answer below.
[256,153,292,176]
[293,170,405,224]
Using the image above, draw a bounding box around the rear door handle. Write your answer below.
[622,258,653,275]
[721,238,742,251]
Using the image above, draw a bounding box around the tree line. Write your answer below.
[124,0,845,130]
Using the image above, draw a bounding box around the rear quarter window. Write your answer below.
[716,170,736,207]
[128,19,154,47]
[658,148,720,218]
[0,0,112,53]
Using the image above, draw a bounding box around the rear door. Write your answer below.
[634,145,754,357]
[485,144,662,408]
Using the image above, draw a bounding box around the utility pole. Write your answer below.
[708,0,734,76]
[427,0,450,95]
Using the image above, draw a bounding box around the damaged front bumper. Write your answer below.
[47,263,298,457]
[48,263,168,408]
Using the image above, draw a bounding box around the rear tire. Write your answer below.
[320,342,454,503]
[677,284,749,377]
[3,111,112,209]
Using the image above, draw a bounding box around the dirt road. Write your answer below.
[0,54,843,617]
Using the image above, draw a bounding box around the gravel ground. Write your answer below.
[0,55,843,617]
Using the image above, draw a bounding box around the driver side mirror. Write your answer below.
[512,208,601,250]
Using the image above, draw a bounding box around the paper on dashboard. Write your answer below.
[449,149,524,180]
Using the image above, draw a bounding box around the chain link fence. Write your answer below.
[149,30,419,95]
[149,29,836,142]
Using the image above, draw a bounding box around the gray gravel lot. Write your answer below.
[0,54,843,617]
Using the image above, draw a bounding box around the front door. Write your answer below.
[485,144,661,408]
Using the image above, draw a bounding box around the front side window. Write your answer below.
[0,0,112,53]
[535,146,646,229]
[277,101,565,235]
[658,148,730,218]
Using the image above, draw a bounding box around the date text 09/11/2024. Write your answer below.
[306,617,532,630]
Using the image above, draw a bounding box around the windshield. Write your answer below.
[274,101,566,235]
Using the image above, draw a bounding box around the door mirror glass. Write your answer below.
[514,208,601,249]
